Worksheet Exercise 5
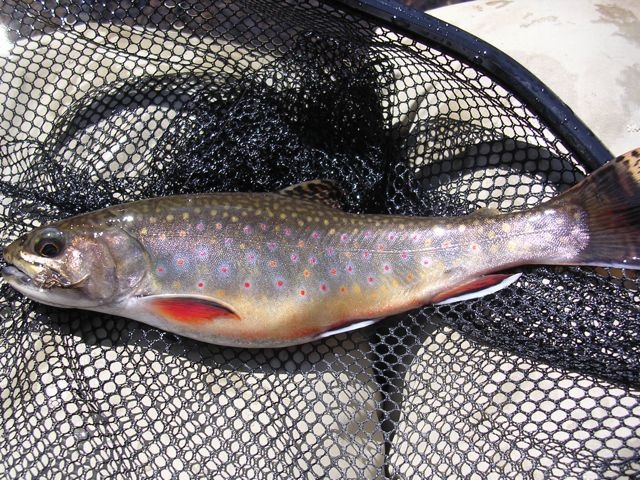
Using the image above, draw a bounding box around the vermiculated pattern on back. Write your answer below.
[0,1,638,479]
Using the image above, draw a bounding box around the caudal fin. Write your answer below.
[553,148,640,269]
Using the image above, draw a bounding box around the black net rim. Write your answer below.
[334,0,613,171]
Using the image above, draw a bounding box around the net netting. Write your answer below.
[0,0,638,478]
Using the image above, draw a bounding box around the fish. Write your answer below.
[2,149,640,348]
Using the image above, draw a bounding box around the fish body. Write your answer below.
[3,150,640,347]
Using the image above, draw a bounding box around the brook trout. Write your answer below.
[3,150,640,347]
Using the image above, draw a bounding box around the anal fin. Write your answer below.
[432,273,522,305]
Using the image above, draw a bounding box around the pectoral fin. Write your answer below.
[142,296,241,324]
[432,273,522,305]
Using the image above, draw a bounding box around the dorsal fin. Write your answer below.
[278,180,345,210]
[470,207,501,217]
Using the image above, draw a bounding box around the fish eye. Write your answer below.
[33,228,66,258]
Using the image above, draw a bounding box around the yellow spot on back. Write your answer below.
[182,212,189,220]
[280,213,287,219]
[166,214,174,221]
[179,230,187,237]
[502,223,511,233]
[140,227,148,235]
[231,216,238,222]
[172,281,181,289]
[210,210,218,216]
[149,217,157,224]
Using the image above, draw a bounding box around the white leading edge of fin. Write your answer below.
[316,319,380,339]
[434,272,523,306]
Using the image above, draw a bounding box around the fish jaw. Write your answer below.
[1,265,101,309]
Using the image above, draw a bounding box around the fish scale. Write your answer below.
[3,149,640,347]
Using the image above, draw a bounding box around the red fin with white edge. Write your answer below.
[432,273,522,305]
[144,296,240,324]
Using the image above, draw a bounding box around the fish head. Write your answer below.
[2,219,149,308]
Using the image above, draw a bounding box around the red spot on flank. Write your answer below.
[330,268,337,276]
[312,231,320,239]
[401,251,408,259]
[471,243,479,251]
[157,266,164,273]
[196,223,204,231]
[377,244,385,251]
[244,282,251,289]
[442,240,452,248]
[176,258,185,266]
[339,286,346,293]
[321,283,327,292]
[363,251,370,258]
[243,226,252,234]
[298,240,305,248]
[346,265,353,273]
[199,250,206,257]
[326,247,335,256]
[269,260,277,268]
[368,277,374,283]
[277,280,284,287]
[150,298,239,325]
[290,254,298,262]
[388,233,396,241]
[340,233,348,242]
[422,258,431,266]
[215,223,222,230]
[384,264,391,272]
[364,231,372,238]
[260,223,267,230]
[303,269,311,277]
[220,266,229,273]
[300,290,306,296]
[197,282,204,288]
[284,228,292,236]
[267,242,277,250]
[309,257,317,265]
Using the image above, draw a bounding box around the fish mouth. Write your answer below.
[1,264,76,308]
[1,264,34,286]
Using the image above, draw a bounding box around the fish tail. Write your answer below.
[552,148,640,269]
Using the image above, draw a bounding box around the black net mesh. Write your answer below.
[0,0,638,478]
